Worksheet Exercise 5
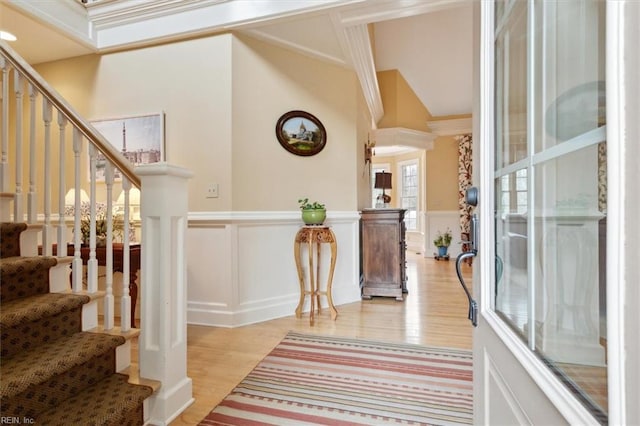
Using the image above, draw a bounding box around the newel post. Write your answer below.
[137,163,194,425]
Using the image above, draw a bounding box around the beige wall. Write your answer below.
[35,35,234,211]
[32,33,365,213]
[426,136,459,210]
[356,86,374,210]
[377,70,431,131]
[372,141,458,213]
[230,35,360,211]
[374,69,458,212]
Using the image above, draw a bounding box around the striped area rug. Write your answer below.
[199,332,473,425]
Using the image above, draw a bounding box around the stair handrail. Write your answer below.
[0,40,140,188]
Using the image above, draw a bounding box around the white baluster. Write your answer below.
[71,128,83,293]
[87,144,98,294]
[57,111,67,253]
[120,177,132,332]
[42,99,53,255]
[13,70,23,221]
[104,163,115,330]
[0,57,8,192]
[27,84,38,223]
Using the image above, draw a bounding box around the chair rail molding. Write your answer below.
[186,210,361,327]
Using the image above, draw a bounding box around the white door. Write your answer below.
[471,1,639,425]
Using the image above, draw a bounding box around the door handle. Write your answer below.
[454,187,479,327]
[455,251,478,327]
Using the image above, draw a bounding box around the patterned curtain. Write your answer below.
[457,134,473,255]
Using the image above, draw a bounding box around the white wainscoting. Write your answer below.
[185,211,361,327]
[425,210,462,258]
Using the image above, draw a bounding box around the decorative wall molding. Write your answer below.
[371,127,436,151]
[9,0,94,47]
[336,0,469,27]
[244,28,348,68]
[334,22,384,123]
[186,211,361,327]
[188,210,359,225]
[427,117,473,136]
[85,0,363,52]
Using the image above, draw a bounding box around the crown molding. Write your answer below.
[333,20,384,123]
[427,117,472,136]
[336,0,467,26]
[371,127,435,151]
[5,0,95,47]
[243,28,347,68]
[86,0,365,51]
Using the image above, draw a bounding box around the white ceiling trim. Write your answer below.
[372,127,435,151]
[427,117,472,136]
[336,0,468,26]
[335,22,384,123]
[86,0,365,51]
[243,28,347,68]
[4,0,95,48]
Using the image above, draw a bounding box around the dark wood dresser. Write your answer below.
[360,208,407,301]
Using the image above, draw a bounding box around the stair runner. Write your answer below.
[0,222,152,425]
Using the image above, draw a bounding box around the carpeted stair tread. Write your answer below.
[0,255,59,301]
[0,222,152,422]
[35,373,153,426]
[0,291,89,328]
[0,222,27,258]
[0,332,126,399]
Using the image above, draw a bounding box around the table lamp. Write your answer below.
[374,171,392,207]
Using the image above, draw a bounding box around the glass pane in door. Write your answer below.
[537,0,606,152]
[495,0,527,169]
[493,0,607,421]
[533,143,607,418]
[494,169,529,339]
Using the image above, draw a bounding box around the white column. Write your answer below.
[104,162,115,330]
[27,84,38,223]
[57,111,67,252]
[120,177,132,332]
[0,57,8,192]
[87,144,98,293]
[72,128,84,293]
[137,163,193,425]
[13,70,23,221]
[42,99,53,255]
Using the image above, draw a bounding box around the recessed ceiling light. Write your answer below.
[0,31,17,41]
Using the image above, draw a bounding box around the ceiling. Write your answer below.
[0,0,473,121]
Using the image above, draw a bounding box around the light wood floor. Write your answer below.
[169,252,473,425]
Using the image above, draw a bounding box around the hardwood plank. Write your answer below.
[169,252,473,425]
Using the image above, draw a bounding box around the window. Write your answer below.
[399,160,418,231]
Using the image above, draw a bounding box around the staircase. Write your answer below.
[2,36,193,424]
[0,222,153,424]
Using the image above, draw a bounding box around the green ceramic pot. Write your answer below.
[301,209,326,225]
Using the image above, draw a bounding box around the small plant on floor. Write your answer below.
[433,228,452,248]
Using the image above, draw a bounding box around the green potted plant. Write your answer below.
[433,228,452,257]
[298,198,326,225]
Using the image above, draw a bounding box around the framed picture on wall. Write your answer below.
[89,112,165,181]
[275,110,326,156]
